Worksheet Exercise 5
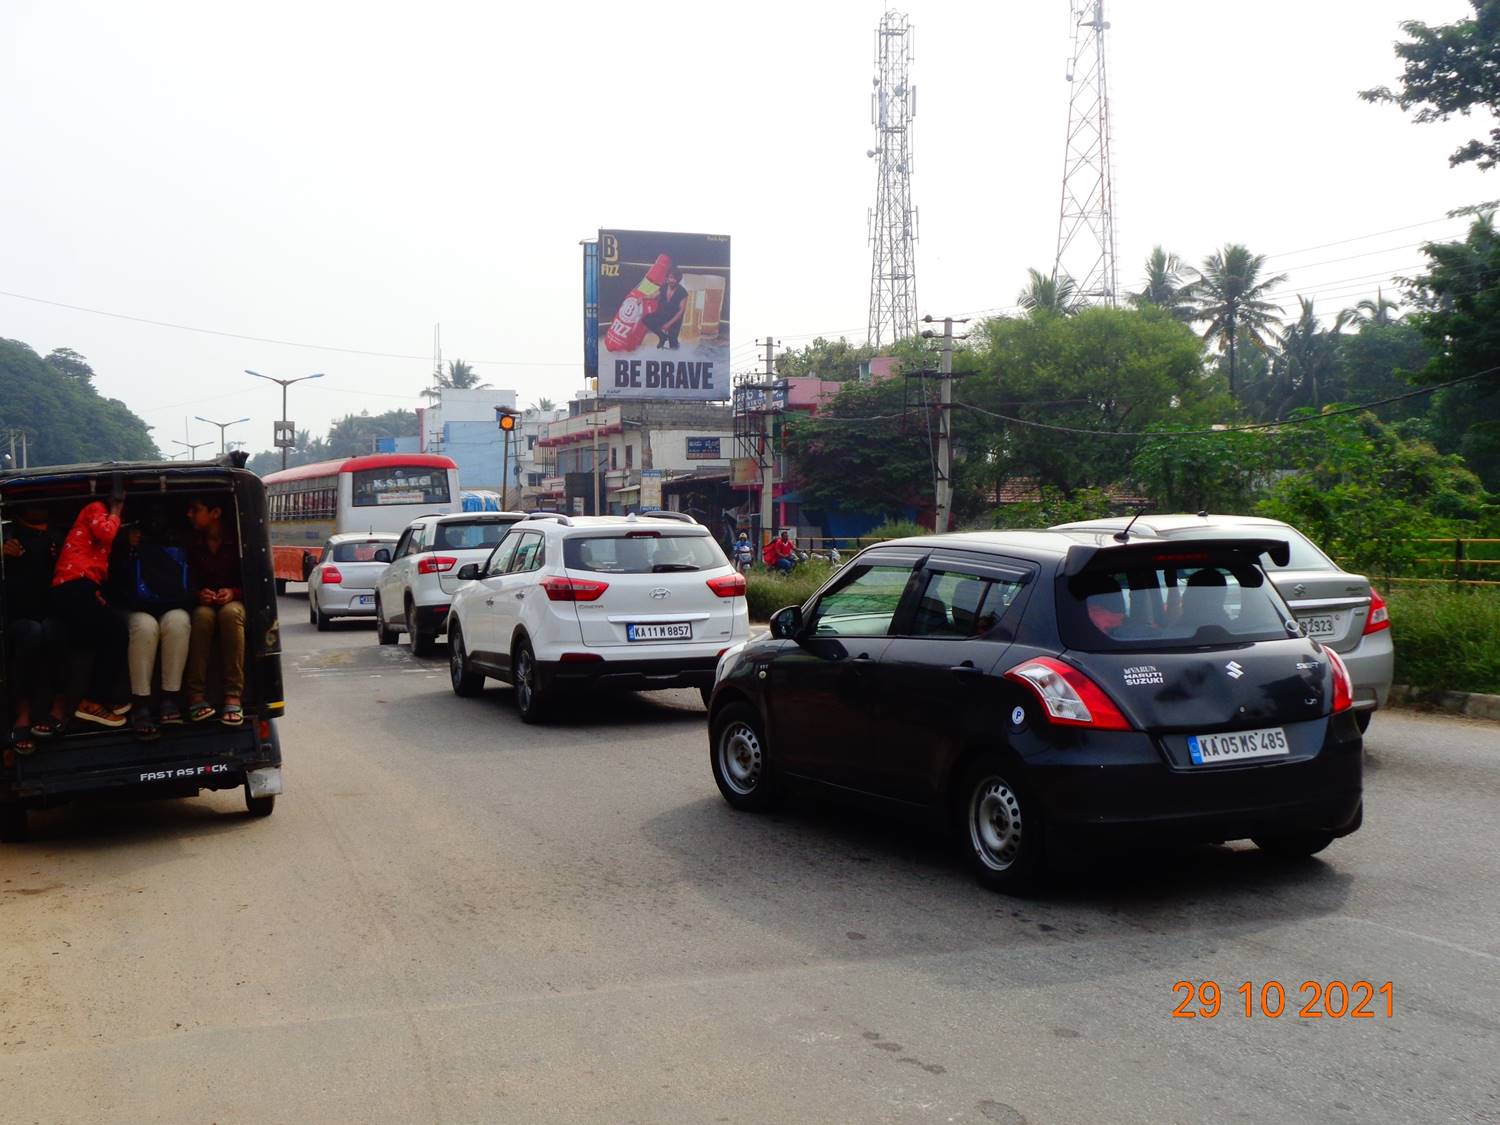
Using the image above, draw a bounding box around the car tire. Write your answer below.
[407,602,435,657]
[312,595,330,632]
[275,578,288,596]
[709,702,779,811]
[955,754,1045,894]
[512,638,549,724]
[1252,830,1336,859]
[1354,711,1372,734]
[448,622,485,698]
[375,598,398,646]
[245,790,276,818]
[0,805,28,843]
[699,685,714,710]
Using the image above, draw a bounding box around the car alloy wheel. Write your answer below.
[970,776,1024,871]
[717,719,763,797]
[512,640,547,722]
[448,623,483,697]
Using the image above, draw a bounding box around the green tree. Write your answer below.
[1404,212,1500,488]
[1361,1,1500,170]
[775,337,879,381]
[1127,246,1196,322]
[1268,297,1352,414]
[1131,427,1280,514]
[1349,288,1401,326]
[1335,320,1434,422]
[1188,244,1287,400]
[1017,269,1081,317]
[1258,411,1492,580]
[0,339,158,465]
[527,397,557,414]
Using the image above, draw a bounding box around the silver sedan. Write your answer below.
[308,533,399,631]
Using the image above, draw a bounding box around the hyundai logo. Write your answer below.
[648,587,671,600]
[1225,660,1245,679]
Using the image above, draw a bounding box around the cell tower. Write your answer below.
[1053,0,1117,306]
[867,10,918,347]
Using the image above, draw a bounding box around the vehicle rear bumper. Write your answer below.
[317,588,378,617]
[1028,718,1364,849]
[410,602,452,633]
[1340,628,1393,710]
[540,655,720,692]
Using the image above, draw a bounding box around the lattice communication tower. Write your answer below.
[867,10,919,347]
[1053,0,1117,306]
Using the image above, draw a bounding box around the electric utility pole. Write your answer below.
[758,337,778,548]
[922,315,968,534]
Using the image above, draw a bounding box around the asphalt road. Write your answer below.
[3,596,1498,1124]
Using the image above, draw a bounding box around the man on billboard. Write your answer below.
[595,229,730,401]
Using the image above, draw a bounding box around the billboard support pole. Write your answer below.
[758,338,777,549]
[593,403,602,517]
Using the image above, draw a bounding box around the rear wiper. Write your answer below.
[652,563,699,572]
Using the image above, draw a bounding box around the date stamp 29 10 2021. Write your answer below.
[1172,980,1394,1019]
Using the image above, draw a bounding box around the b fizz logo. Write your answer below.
[600,233,620,278]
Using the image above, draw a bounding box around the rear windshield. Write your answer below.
[433,519,517,551]
[1176,527,1333,571]
[1059,562,1295,652]
[564,533,726,574]
[331,541,392,562]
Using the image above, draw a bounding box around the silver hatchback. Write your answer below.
[308,532,400,630]
[1051,514,1393,731]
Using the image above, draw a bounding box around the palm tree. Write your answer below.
[1270,297,1352,414]
[1127,246,1196,322]
[1017,268,1081,316]
[527,396,556,415]
[421,357,490,399]
[1349,288,1401,326]
[1188,244,1287,400]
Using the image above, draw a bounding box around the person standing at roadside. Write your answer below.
[50,498,130,728]
[183,497,245,727]
[3,505,68,751]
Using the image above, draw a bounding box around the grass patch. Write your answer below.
[1386,585,1500,695]
[746,562,837,621]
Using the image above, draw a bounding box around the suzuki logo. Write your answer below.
[1293,582,1307,597]
[648,587,671,600]
[1225,660,1245,679]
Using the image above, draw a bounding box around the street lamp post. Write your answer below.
[173,438,213,460]
[245,370,325,470]
[195,415,250,455]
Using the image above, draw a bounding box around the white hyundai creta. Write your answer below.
[445,513,749,722]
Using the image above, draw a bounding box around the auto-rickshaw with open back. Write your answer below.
[0,454,284,842]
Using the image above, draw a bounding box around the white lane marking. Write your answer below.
[1343,916,1500,964]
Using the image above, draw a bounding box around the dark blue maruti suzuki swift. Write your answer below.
[706,530,1363,893]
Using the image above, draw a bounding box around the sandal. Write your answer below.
[159,697,183,726]
[219,703,245,728]
[187,701,217,723]
[9,725,35,756]
[130,704,159,742]
[30,716,61,739]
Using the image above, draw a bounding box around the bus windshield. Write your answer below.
[351,466,451,507]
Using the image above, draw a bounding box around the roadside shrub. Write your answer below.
[746,562,835,621]
[1386,585,1500,694]
[865,520,928,541]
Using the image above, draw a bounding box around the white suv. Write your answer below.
[374,511,527,655]
[445,513,749,722]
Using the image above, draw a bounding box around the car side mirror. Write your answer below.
[769,605,803,639]
[373,548,391,563]
[456,563,480,581]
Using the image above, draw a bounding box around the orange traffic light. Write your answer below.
[498,412,517,432]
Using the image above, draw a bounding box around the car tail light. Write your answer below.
[320,565,343,585]
[417,555,458,575]
[1325,647,1354,714]
[541,576,609,602]
[706,573,747,598]
[1004,657,1132,731]
[1363,589,1390,635]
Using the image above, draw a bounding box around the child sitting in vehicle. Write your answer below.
[183,497,246,727]
[50,498,130,728]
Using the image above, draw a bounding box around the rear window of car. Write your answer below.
[331,541,391,562]
[1176,526,1333,571]
[564,533,726,573]
[433,520,517,551]
[1059,562,1295,652]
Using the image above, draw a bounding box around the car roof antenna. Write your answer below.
[1112,503,1151,543]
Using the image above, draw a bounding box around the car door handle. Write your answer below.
[949,662,982,680]
[851,653,875,670]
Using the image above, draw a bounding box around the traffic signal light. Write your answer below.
[497,410,518,432]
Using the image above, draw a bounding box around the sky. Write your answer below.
[2,0,1493,458]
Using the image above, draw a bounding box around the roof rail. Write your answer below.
[523,512,574,527]
[635,509,697,524]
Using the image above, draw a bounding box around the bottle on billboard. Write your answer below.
[604,254,672,353]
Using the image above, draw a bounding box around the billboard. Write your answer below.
[596,229,730,401]
[685,436,722,460]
